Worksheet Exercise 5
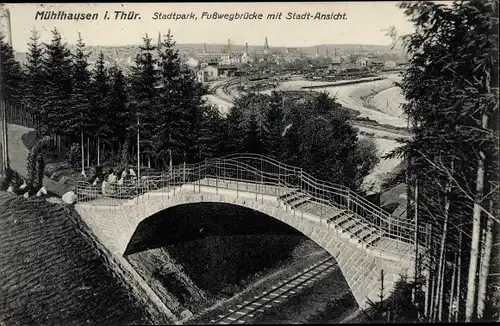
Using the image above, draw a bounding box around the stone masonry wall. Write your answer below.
[75,185,413,309]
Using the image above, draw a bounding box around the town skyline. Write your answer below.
[1,2,418,53]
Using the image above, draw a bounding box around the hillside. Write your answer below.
[0,192,172,325]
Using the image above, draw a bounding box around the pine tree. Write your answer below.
[156,30,212,165]
[41,28,73,137]
[388,0,499,321]
[264,92,286,160]
[221,104,245,155]
[106,64,129,158]
[21,28,45,135]
[127,34,160,168]
[91,51,111,165]
[0,32,22,104]
[70,33,92,173]
[243,107,265,154]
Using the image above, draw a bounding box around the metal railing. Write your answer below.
[76,153,417,254]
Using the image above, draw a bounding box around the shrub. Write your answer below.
[26,136,53,193]
[0,168,24,192]
[67,143,82,169]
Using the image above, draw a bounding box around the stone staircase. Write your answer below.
[278,188,384,248]
[325,209,383,247]
[278,188,312,209]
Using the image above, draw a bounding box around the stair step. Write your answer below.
[290,196,311,209]
[326,210,346,224]
[347,223,366,236]
[365,233,382,246]
[278,188,300,200]
[358,227,376,240]
[332,212,352,226]
[285,191,307,204]
[342,219,358,231]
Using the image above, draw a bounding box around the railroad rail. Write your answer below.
[210,257,336,324]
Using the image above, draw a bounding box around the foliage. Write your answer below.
[0,168,24,192]
[70,32,93,138]
[363,277,422,323]
[353,138,380,190]
[68,143,82,169]
[40,28,73,136]
[127,34,160,165]
[383,0,499,322]
[21,28,45,135]
[26,136,53,192]
[0,33,22,104]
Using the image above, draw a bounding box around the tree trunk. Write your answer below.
[97,137,100,166]
[80,132,85,176]
[413,182,420,292]
[86,136,90,167]
[477,214,493,319]
[448,254,457,322]
[429,225,437,322]
[424,224,432,318]
[455,231,463,322]
[465,112,488,321]
[436,163,454,321]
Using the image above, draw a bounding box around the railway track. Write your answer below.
[210,257,336,325]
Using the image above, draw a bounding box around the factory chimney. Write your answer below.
[5,9,12,47]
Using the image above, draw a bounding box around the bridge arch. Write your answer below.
[123,202,308,256]
[76,156,416,309]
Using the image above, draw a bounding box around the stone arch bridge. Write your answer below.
[74,153,419,309]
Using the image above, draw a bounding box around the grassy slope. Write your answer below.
[0,192,171,325]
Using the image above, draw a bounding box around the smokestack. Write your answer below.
[204,43,207,54]
[264,37,269,55]
[228,38,231,56]
[245,42,248,55]
[5,9,12,47]
[157,31,162,49]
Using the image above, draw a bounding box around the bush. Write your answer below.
[26,136,53,193]
[67,143,82,169]
[0,168,24,192]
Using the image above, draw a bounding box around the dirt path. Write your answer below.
[7,123,68,196]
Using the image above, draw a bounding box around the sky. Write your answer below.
[1,2,418,52]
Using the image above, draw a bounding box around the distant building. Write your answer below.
[217,66,238,77]
[356,58,368,66]
[220,54,241,65]
[196,65,219,83]
[184,57,199,69]
[198,52,222,65]
[330,56,342,65]
[384,61,397,69]
[241,52,254,64]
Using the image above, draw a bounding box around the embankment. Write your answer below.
[301,77,385,89]
[124,203,329,318]
[0,192,173,325]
